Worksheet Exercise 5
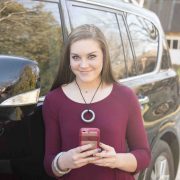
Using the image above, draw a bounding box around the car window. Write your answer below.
[117,15,136,77]
[68,4,128,80]
[0,0,63,96]
[126,14,159,74]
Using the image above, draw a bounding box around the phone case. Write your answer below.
[79,128,100,149]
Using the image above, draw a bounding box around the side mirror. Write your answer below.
[0,55,40,121]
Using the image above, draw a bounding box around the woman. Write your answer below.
[43,24,151,180]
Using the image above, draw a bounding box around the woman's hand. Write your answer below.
[58,144,100,170]
[91,142,118,169]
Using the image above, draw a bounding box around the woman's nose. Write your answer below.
[80,59,89,68]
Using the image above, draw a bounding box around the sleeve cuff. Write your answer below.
[130,149,151,174]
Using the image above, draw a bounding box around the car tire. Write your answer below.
[145,140,175,180]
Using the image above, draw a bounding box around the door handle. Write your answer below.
[138,96,149,105]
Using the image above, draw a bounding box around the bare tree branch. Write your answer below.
[0,10,35,22]
[0,5,7,14]
[0,1,14,14]
[5,18,25,27]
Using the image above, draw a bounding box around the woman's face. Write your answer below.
[70,39,103,84]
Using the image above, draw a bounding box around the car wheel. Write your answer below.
[145,140,174,180]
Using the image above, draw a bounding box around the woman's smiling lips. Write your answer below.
[80,70,92,73]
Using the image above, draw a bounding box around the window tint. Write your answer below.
[0,0,63,96]
[69,5,127,79]
[126,14,159,74]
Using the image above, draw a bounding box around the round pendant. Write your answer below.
[81,109,95,123]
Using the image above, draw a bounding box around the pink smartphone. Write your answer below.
[79,128,100,150]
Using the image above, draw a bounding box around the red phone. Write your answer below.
[79,128,100,150]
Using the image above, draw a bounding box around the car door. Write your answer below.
[124,12,179,142]
[123,12,179,179]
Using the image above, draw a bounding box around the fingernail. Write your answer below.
[97,148,102,152]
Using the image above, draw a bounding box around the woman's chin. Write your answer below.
[76,77,99,84]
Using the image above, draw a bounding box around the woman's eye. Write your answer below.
[88,55,96,59]
[72,56,79,60]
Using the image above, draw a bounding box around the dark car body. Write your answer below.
[0,0,180,179]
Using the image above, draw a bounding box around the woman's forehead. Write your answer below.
[70,39,102,54]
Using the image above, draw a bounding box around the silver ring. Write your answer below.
[81,109,95,123]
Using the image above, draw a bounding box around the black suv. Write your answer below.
[0,0,180,179]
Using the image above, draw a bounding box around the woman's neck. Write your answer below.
[74,78,102,91]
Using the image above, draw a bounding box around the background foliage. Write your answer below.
[0,0,63,96]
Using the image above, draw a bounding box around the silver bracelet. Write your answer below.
[52,152,71,176]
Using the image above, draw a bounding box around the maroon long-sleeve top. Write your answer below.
[42,83,151,180]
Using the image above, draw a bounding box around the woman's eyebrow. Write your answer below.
[70,51,97,55]
[88,51,97,54]
[70,53,79,56]
[71,51,97,55]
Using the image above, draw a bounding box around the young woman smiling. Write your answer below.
[43,24,151,180]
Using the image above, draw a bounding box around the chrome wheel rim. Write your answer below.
[151,155,170,180]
